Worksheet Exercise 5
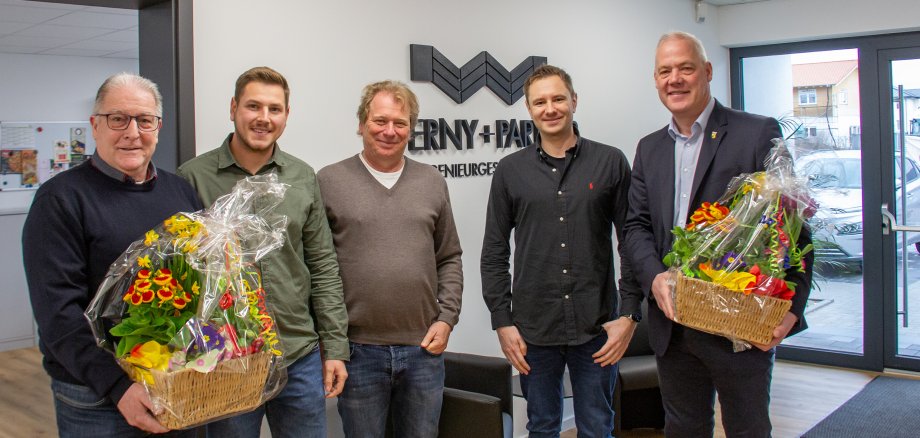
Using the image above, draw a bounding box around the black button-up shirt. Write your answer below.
[481,136,641,346]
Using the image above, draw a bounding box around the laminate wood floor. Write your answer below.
[0,347,876,438]
[563,360,877,438]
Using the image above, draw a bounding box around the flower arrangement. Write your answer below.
[663,140,816,343]
[107,214,280,384]
[87,173,290,429]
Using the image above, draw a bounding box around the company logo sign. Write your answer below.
[410,44,546,105]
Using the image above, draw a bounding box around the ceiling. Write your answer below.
[0,0,771,60]
[704,0,770,5]
[0,0,137,59]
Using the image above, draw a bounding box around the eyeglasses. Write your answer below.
[95,113,162,132]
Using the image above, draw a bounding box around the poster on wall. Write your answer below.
[54,140,70,163]
[70,127,86,164]
[21,149,37,186]
[0,121,94,190]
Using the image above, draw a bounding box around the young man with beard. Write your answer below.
[177,66,348,438]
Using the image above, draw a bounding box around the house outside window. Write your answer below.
[799,88,817,105]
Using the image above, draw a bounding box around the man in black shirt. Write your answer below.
[481,64,642,437]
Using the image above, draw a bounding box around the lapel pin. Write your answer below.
[711,131,718,139]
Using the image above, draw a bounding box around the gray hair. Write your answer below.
[93,72,163,116]
[658,31,709,64]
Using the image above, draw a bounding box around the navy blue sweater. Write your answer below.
[22,160,202,405]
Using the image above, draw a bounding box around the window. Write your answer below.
[896,157,920,183]
[839,90,849,105]
[799,88,817,105]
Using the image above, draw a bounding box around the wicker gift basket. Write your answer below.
[674,273,792,345]
[121,351,273,429]
[87,174,290,429]
[664,139,815,345]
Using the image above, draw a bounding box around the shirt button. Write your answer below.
[559,217,564,222]
[552,168,557,172]
[683,167,689,172]
[564,295,570,299]
[682,193,688,198]
[561,243,566,248]
[562,269,568,274]
[557,190,562,195]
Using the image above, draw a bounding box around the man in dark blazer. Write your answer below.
[624,31,813,437]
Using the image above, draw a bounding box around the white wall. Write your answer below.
[0,53,137,209]
[192,0,729,360]
[719,0,920,47]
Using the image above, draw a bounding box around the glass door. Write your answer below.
[732,32,920,371]
[739,49,870,367]
[880,49,920,371]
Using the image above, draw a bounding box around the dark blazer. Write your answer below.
[624,100,813,354]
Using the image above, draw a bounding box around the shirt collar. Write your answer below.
[537,137,581,162]
[217,133,286,171]
[536,124,582,162]
[667,97,716,141]
[90,151,157,183]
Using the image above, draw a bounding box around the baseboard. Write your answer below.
[0,336,35,352]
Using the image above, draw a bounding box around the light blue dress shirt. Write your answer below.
[668,97,716,228]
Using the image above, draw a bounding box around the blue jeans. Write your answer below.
[206,348,326,438]
[337,343,444,438]
[51,379,201,438]
[520,334,616,438]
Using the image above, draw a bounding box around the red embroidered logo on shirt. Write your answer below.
[589,182,594,190]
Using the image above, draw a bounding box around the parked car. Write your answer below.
[795,150,920,271]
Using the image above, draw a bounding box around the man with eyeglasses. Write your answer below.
[23,73,203,437]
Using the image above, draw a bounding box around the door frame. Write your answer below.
[730,31,920,372]
[24,0,195,172]
[878,46,920,372]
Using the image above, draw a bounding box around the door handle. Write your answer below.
[881,203,920,234]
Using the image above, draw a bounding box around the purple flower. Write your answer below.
[715,251,746,270]
[187,322,225,355]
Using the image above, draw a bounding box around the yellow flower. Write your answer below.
[125,341,171,385]
[144,230,160,246]
[191,282,200,295]
[182,241,198,254]
[138,255,152,268]
[700,263,756,293]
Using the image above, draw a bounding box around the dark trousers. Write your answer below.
[656,326,774,438]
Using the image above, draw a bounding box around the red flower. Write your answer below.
[219,292,233,310]
[747,265,794,299]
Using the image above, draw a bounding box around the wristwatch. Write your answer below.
[620,313,642,323]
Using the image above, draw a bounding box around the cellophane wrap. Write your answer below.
[86,173,290,429]
[663,139,815,345]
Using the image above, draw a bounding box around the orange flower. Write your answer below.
[172,296,188,309]
[153,269,173,286]
[688,202,730,229]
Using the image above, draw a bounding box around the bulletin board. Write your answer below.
[0,121,96,190]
